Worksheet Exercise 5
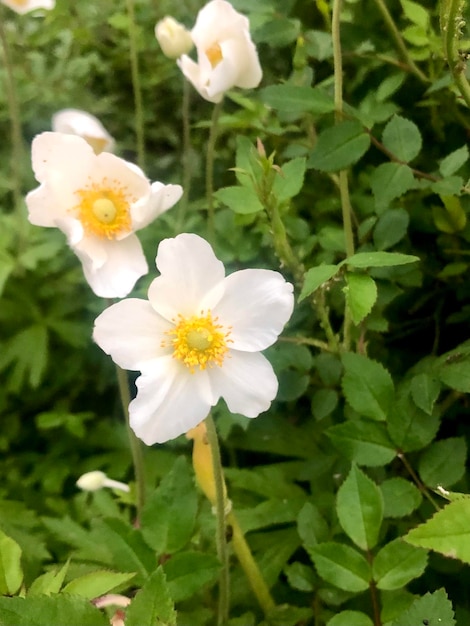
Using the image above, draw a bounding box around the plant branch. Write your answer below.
[125,0,146,170]
[398,451,440,511]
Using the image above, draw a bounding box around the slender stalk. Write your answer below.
[205,414,229,625]
[114,363,146,518]
[442,0,470,108]
[398,452,440,511]
[227,511,276,616]
[373,0,428,83]
[125,0,146,170]
[206,101,223,243]
[176,79,192,232]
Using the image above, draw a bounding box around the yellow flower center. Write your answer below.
[166,312,231,372]
[205,42,223,68]
[11,0,28,5]
[74,179,133,239]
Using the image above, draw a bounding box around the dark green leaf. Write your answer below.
[308,120,370,172]
[327,420,397,466]
[373,539,427,589]
[382,114,422,163]
[260,85,335,115]
[125,567,177,626]
[373,208,410,250]
[341,353,394,421]
[370,163,415,210]
[342,251,419,268]
[380,477,422,517]
[418,438,467,488]
[309,543,371,592]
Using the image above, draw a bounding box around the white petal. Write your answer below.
[191,0,249,47]
[31,132,94,187]
[75,235,147,298]
[26,184,59,227]
[93,299,171,370]
[177,55,223,104]
[148,233,225,320]
[221,35,262,89]
[213,269,294,351]
[209,350,278,417]
[2,0,54,13]
[52,109,115,153]
[129,359,214,444]
[131,182,183,230]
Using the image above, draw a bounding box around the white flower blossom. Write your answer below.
[52,109,115,154]
[177,0,262,103]
[26,132,182,298]
[155,16,193,59]
[1,0,54,13]
[93,233,294,445]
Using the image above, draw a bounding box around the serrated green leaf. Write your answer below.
[388,390,440,452]
[308,542,371,592]
[373,539,427,589]
[382,114,422,163]
[284,562,316,592]
[273,157,306,202]
[380,477,422,518]
[432,195,466,233]
[214,186,264,214]
[341,353,394,421]
[344,272,378,325]
[336,465,383,550]
[28,559,70,596]
[435,352,470,392]
[410,372,441,414]
[297,502,329,548]
[373,208,410,250]
[308,120,370,172]
[370,163,415,211]
[418,438,467,489]
[0,594,109,626]
[125,567,176,626]
[401,0,430,28]
[342,251,419,268]
[299,264,339,301]
[440,145,469,177]
[327,420,397,466]
[62,570,136,600]
[391,589,455,626]
[163,552,220,602]
[327,611,373,626]
[260,85,335,115]
[0,530,22,596]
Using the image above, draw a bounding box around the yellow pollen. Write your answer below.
[74,178,133,239]
[165,312,231,372]
[11,0,28,4]
[205,42,223,68]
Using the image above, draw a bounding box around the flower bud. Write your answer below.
[155,16,193,59]
[76,471,130,493]
[52,109,115,154]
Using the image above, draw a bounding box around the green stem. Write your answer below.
[442,0,470,108]
[373,0,429,83]
[205,414,229,625]
[227,510,276,616]
[125,0,146,170]
[176,79,192,232]
[114,363,146,518]
[398,452,440,511]
[269,200,305,285]
[206,101,223,243]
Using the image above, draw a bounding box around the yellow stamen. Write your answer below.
[74,178,133,239]
[205,42,223,68]
[165,311,231,372]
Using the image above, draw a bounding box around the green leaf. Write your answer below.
[418,438,467,488]
[308,120,370,172]
[435,346,470,392]
[255,17,301,46]
[336,465,383,550]
[0,530,22,596]
[410,373,441,414]
[214,186,264,215]
[125,567,177,626]
[405,499,470,563]
[327,420,397,466]
[297,502,329,548]
[380,477,422,518]
[28,560,70,596]
[382,114,422,163]
[373,539,427,589]
[0,250,14,298]
[273,157,306,202]
[0,594,109,626]
[299,264,339,301]
[308,542,371,592]
[344,272,378,325]
[0,325,49,391]
[432,195,466,233]
[440,145,469,177]
[373,208,410,250]
[62,570,136,600]
[163,552,220,602]
[327,611,373,626]
[370,163,415,211]
[401,0,430,29]
[342,251,419,268]
[388,389,440,452]
[141,456,197,555]
[341,353,394,421]
[260,85,335,115]
[391,589,455,626]
[311,388,338,420]
[284,562,316,592]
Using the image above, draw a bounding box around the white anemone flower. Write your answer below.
[1,0,54,13]
[52,108,115,154]
[26,132,183,298]
[93,233,294,445]
[155,16,193,60]
[177,0,262,103]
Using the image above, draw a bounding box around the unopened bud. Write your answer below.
[76,471,130,493]
[52,109,115,154]
[155,16,193,59]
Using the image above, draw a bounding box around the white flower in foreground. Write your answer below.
[26,132,183,298]
[52,108,115,154]
[155,16,193,59]
[93,233,294,445]
[177,0,262,103]
[1,0,54,13]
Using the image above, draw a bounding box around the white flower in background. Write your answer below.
[52,108,115,154]
[177,0,262,103]
[93,233,294,445]
[26,132,183,298]
[76,470,130,493]
[1,0,54,13]
[155,16,193,60]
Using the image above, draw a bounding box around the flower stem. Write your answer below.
[114,363,146,518]
[227,510,276,616]
[125,0,146,170]
[176,79,193,232]
[441,0,470,109]
[204,414,230,624]
[206,101,223,243]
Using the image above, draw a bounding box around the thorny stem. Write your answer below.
[398,452,440,511]
[205,414,230,625]
[442,0,470,108]
[206,101,223,244]
[125,0,146,170]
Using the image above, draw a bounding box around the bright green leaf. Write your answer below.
[380,477,422,518]
[308,120,370,172]
[63,570,136,600]
[432,195,466,233]
[418,438,467,488]
[382,115,422,163]
[440,145,469,177]
[214,186,264,215]
[0,530,22,596]
[273,157,306,202]
[391,589,455,626]
[260,85,335,115]
[342,251,419,268]
[299,264,339,301]
[401,0,430,28]
[327,420,397,466]
[0,594,109,626]
[308,542,371,592]
[327,611,373,626]
[28,559,70,596]
[373,539,427,589]
[344,272,378,325]
[125,567,176,626]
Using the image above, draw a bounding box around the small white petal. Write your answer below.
[52,109,115,153]
[131,182,183,230]
[31,132,93,187]
[148,233,225,320]
[93,298,171,370]
[214,269,294,351]
[130,359,214,444]
[209,350,278,417]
